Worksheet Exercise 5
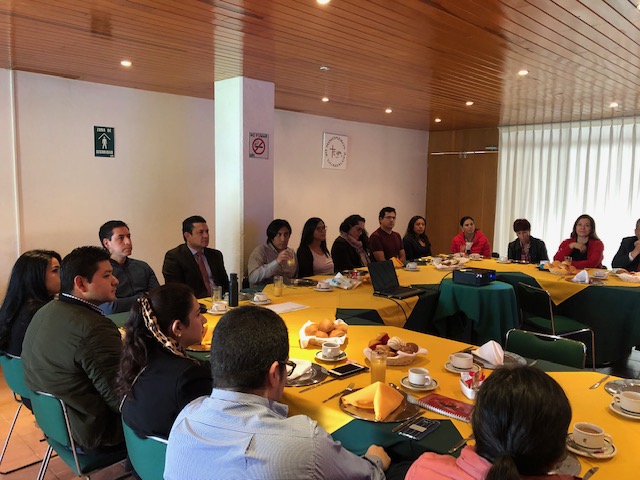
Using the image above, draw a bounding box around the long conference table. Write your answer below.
[253,259,640,365]
[195,298,634,478]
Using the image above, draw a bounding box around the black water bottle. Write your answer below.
[229,273,239,307]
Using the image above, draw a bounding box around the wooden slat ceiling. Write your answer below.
[2,0,640,131]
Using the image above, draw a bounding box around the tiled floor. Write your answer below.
[0,371,131,480]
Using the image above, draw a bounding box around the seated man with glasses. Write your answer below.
[165,306,390,479]
[370,206,406,262]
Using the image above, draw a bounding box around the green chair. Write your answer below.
[122,420,168,480]
[0,354,41,474]
[505,329,586,369]
[516,282,595,369]
[29,390,127,480]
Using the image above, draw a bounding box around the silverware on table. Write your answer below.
[447,434,474,454]
[391,411,423,433]
[589,374,610,390]
[299,377,337,393]
[388,383,422,408]
[322,382,355,403]
[582,466,599,480]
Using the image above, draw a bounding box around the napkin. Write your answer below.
[287,359,312,380]
[327,272,362,290]
[341,381,404,421]
[473,340,504,366]
[572,270,589,284]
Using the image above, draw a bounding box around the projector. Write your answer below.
[452,268,496,287]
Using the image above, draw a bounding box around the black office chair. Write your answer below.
[516,282,595,370]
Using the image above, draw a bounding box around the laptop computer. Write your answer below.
[368,260,425,299]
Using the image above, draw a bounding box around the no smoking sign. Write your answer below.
[249,132,269,159]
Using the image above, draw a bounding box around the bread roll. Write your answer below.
[315,331,329,338]
[318,318,335,333]
[334,323,348,333]
[329,329,345,338]
[304,324,319,336]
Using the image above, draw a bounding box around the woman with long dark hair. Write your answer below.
[406,366,576,480]
[553,214,604,268]
[0,250,61,356]
[297,217,334,277]
[402,215,432,260]
[118,283,212,439]
[330,214,372,272]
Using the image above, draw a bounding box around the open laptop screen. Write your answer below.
[368,260,400,292]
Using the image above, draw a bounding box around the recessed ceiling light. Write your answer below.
[518,69,529,76]
[465,101,474,106]
[120,60,132,67]
[385,108,392,113]
[610,102,619,108]
[435,118,442,123]
[322,97,329,102]
[319,65,330,71]
[317,0,331,5]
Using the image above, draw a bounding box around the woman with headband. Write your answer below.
[117,283,212,439]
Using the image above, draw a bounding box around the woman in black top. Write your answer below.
[330,214,372,272]
[118,284,212,439]
[0,250,61,356]
[402,216,432,260]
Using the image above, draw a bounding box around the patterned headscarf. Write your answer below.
[139,296,196,363]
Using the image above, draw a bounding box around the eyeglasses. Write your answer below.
[279,359,297,376]
[384,216,396,220]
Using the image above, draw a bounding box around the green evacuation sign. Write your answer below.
[94,126,115,157]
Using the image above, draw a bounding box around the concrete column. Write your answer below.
[214,77,275,278]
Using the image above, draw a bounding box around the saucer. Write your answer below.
[207,308,228,315]
[403,267,419,272]
[609,401,640,420]
[566,433,616,459]
[315,350,347,362]
[444,362,481,374]
[314,286,333,292]
[250,299,272,305]
[400,376,438,391]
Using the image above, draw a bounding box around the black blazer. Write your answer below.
[162,244,229,298]
[507,236,549,263]
[612,236,640,271]
[331,236,366,272]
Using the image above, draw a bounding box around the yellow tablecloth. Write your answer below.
[201,305,633,477]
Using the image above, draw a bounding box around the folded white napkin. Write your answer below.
[473,340,504,366]
[327,272,361,290]
[287,359,312,380]
[572,270,589,284]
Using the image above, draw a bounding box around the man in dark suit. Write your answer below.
[612,218,640,272]
[162,216,229,298]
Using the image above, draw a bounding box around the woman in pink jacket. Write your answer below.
[450,216,492,258]
[553,214,604,269]
[405,366,577,480]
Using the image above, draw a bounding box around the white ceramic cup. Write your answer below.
[449,352,473,370]
[322,342,341,359]
[406,262,418,270]
[469,253,481,260]
[317,281,330,290]
[408,367,431,386]
[614,391,640,413]
[499,256,508,262]
[253,293,268,303]
[572,422,612,449]
[431,257,443,265]
[213,301,228,312]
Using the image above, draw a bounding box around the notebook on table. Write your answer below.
[416,393,474,423]
[368,260,425,300]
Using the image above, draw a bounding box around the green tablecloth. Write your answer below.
[497,272,640,364]
[431,279,519,345]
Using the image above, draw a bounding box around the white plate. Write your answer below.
[250,299,272,305]
[444,362,481,374]
[400,376,438,392]
[495,259,512,264]
[315,350,347,363]
[566,433,616,459]
[207,308,228,315]
[403,267,420,272]
[609,401,640,420]
[314,287,333,292]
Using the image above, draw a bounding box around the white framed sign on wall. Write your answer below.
[322,133,348,170]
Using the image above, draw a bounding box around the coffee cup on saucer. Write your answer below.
[613,391,640,413]
[316,281,331,290]
[449,352,473,370]
[469,253,481,260]
[406,262,418,270]
[322,342,341,359]
[431,257,442,265]
[253,293,268,303]
[572,422,612,449]
[408,367,431,386]
[212,301,228,312]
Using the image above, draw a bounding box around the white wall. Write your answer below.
[273,111,429,250]
[0,70,429,295]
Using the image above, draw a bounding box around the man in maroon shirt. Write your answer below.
[369,207,406,262]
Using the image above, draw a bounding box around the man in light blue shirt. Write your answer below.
[165,306,390,480]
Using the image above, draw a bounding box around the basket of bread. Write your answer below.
[435,257,469,270]
[299,319,348,348]
[543,260,580,275]
[363,332,427,366]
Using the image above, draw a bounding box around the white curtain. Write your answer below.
[495,117,640,267]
